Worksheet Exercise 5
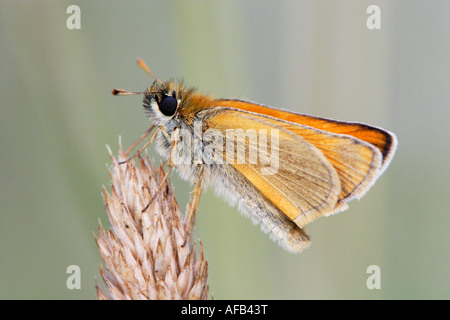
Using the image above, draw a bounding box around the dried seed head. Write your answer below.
[96,146,209,300]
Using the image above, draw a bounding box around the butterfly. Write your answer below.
[113,59,397,253]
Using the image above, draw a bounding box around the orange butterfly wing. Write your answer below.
[202,105,386,227]
[213,99,397,206]
[215,99,397,171]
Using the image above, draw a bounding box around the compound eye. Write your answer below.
[158,95,178,116]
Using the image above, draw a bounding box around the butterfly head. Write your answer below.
[142,80,185,126]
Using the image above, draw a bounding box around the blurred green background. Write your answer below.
[0,0,449,299]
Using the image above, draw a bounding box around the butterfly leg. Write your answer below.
[141,126,179,212]
[119,125,159,165]
[185,165,204,229]
[180,165,205,247]
[158,125,179,169]
[124,124,155,156]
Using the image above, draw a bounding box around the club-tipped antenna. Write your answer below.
[137,57,164,85]
[112,58,163,96]
[112,89,147,96]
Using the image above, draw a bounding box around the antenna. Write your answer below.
[112,89,146,96]
[112,58,164,96]
[136,58,164,85]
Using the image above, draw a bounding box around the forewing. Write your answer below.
[202,107,342,227]
[212,100,393,206]
[214,100,397,174]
